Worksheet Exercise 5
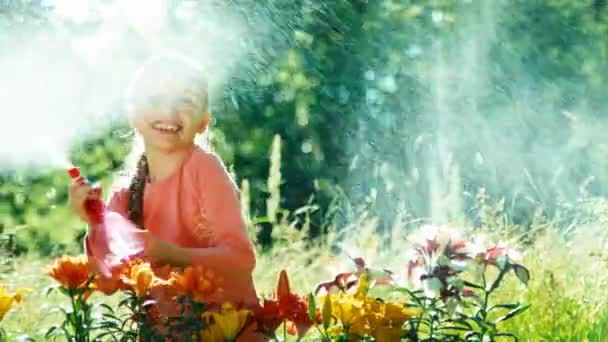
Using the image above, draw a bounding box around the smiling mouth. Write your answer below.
[151,121,182,134]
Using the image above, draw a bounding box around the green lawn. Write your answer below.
[2,207,608,341]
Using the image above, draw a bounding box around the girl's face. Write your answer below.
[130,93,211,153]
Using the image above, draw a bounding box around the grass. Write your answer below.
[2,200,608,341]
[2,143,608,341]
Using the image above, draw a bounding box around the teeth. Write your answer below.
[152,122,180,132]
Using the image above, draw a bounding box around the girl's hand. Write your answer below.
[143,232,191,267]
[68,176,101,222]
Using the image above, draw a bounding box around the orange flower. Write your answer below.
[169,265,222,302]
[277,269,290,300]
[48,255,91,290]
[93,257,145,295]
[151,264,175,281]
[93,269,126,295]
[120,261,164,297]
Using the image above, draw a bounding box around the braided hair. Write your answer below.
[127,154,149,228]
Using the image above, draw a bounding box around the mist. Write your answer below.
[0,0,261,169]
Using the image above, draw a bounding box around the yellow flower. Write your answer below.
[368,301,419,340]
[353,273,370,299]
[319,293,370,337]
[373,326,404,342]
[381,302,418,327]
[48,255,91,290]
[321,291,419,340]
[0,284,31,321]
[200,303,252,341]
[120,262,163,297]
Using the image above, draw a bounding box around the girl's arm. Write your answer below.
[146,235,255,272]
[150,153,256,272]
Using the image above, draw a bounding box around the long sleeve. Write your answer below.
[187,153,256,274]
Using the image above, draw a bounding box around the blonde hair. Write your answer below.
[121,51,212,227]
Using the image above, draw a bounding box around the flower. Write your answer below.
[200,302,252,341]
[93,257,156,295]
[321,293,418,340]
[473,242,529,285]
[0,284,31,321]
[331,294,367,333]
[254,299,283,334]
[254,270,317,338]
[169,265,222,302]
[48,255,91,290]
[379,302,417,328]
[315,257,393,296]
[120,261,164,297]
[405,225,474,301]
[314,272,359,295]
[93,270,125,295]
[372,326,404,342]
[476,243,521,268]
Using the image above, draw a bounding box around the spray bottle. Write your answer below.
[66,166,145,276]
[67,167,104,224]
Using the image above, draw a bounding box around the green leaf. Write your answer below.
[308,293,317,323]
[45,325,60,338]
[95,331,120,342]
[102,313,121,322]
[465,331,480,340]
[45,285,59,297]
[437,326,472,332]
[98,303,115,313]
[462,280,484,290]
[511,264,530,286]
[496,256,509,270]
[495,304,531,323]
[488,303,520,312]
[58,286,72,297]
[495,332,519,341]
[443,318,473,330]
[91,322,119,330]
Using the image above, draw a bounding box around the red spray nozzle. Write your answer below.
[67,167,81,179]
[66,166,105,224]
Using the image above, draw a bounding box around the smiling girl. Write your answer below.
[68,53,262,340]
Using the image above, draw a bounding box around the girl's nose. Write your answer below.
[154,103,179,119]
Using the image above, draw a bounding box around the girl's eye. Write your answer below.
[174,98,197,112]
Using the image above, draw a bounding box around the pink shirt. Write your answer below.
[87,147,259,307]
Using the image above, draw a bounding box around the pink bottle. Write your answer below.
[67,167,144,276]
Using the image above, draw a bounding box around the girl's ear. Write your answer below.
[198,111,212,133]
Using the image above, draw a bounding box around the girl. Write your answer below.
[68,53,263,341]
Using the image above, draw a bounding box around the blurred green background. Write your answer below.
[1,0,608,257]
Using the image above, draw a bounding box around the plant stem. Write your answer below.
[283,322,287,341]
[69,290,81,342]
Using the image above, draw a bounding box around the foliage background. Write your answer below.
[1,1,608,339]
[2,0,608,255]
